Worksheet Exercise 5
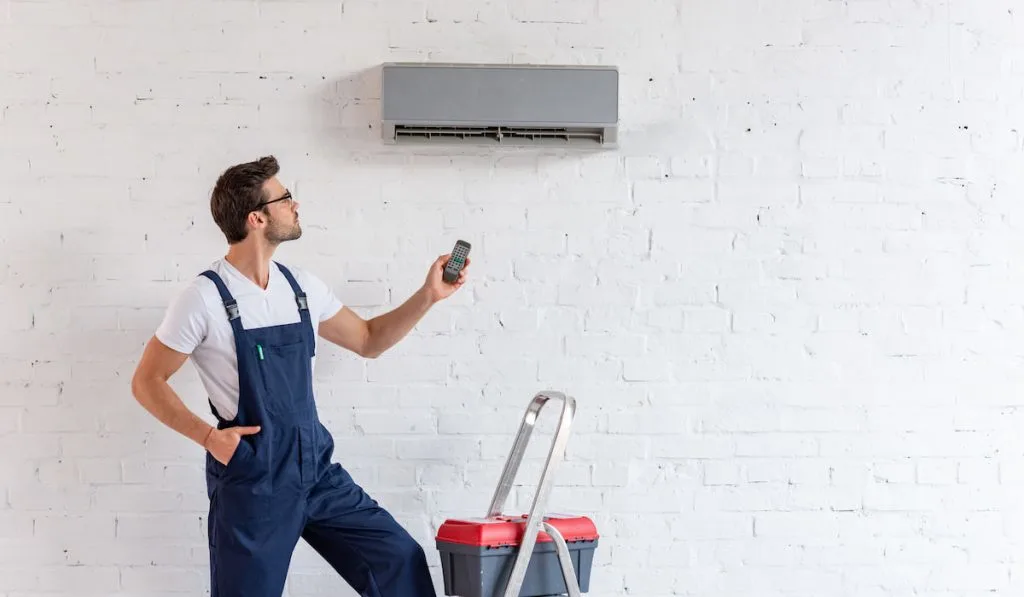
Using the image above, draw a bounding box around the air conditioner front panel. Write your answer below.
[381,63,618,127]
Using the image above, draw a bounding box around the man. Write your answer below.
[130,156,468,597]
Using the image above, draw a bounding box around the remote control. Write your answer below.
[442,240,471,284]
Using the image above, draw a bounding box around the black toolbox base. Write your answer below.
[437,538,597,597]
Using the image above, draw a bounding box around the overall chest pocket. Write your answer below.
[254,338,313,415]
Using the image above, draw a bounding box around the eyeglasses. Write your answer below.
[255,191,293,210]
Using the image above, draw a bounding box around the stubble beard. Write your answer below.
[266,215,302,245]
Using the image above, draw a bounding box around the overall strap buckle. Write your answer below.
[225,301,240,320]
[296,295,308,311]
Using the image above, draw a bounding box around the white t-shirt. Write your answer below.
[155,258,343,420]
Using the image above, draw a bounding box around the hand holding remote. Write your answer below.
[423,240,471,303]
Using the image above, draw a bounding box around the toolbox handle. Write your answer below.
[486,391,579,597]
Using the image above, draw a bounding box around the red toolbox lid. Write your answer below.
[436,514,598,548]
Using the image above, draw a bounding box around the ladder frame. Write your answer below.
[486,391,582,597]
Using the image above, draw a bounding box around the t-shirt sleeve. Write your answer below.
[300,269,344,323]
[155,281,210,354]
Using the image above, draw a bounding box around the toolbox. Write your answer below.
[435,392,599,597]
[436,514,599,597]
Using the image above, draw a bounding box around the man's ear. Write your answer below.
[247,210,266,228]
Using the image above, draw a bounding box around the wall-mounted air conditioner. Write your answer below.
[380,62,618,147]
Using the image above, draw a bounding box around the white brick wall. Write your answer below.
[3,0,1024,595]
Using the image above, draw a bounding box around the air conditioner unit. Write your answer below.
[380,62,618,147]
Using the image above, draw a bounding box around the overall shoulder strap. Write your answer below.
[199,270,244,334]
[273,262,315,354]
[274,262,310,315]
[197,269,244,425]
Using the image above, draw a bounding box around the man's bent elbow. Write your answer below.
[130,371,152,405]
[360,346,384,359]
[130,364,165,408]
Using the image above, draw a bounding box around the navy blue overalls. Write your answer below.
[199,263,436,597]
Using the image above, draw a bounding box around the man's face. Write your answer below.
[258,177,301,244]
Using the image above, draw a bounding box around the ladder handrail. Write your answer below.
[486,391,581,597]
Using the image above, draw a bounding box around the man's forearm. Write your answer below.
[132,377,214,448]
[364,286,435,358]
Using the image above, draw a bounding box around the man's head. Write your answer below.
[210,155,301,246]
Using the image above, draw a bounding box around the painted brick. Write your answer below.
[2,0,1021,595]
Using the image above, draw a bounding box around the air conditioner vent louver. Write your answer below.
[393,124,607,145]
[381,63,618,148]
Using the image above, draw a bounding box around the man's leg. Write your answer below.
[208,485,303,597]
[302,464,436,597]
